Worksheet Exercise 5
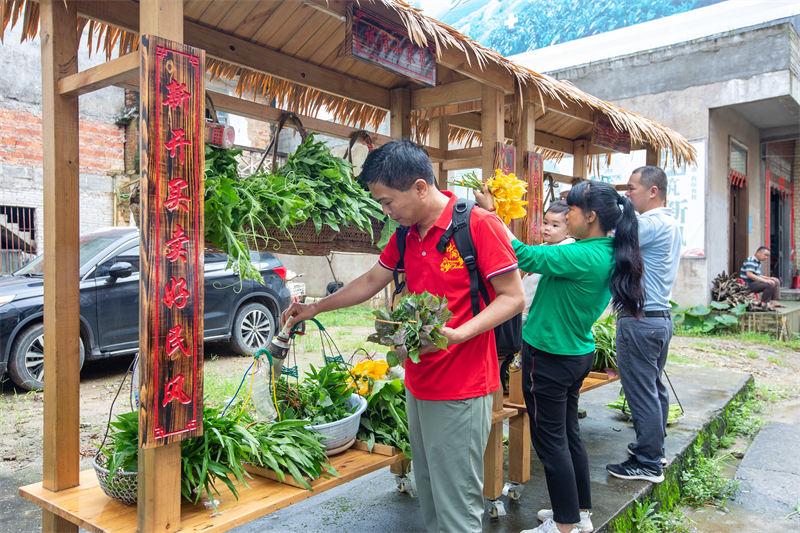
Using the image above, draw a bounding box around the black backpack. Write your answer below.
[391,198,522,357]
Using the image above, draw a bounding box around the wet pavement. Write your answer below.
[0,363,753,532]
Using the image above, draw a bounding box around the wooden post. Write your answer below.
[389,85,412,477]
[481,87,504,180]
[573,139,588,180]
[514,92,537,243]
[138,2,187,532]
[390,87,411,140]
[645,147,660,167]
[429,116,449,189]
[40,1,79,531]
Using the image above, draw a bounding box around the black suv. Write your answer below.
[0,228,291,390]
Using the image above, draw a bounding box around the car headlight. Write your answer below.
[0,294,15,307]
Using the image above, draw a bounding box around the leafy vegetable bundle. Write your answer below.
[275,363,357,426]
[367,292,453,366]
[205,135,395,283]
[99,406,336,506]
[357,377,411,460]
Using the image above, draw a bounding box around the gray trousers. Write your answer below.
[406,389,493,533]
[616,316,673,471]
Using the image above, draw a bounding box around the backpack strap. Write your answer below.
[436,198,491,316]
[391,225,410,307]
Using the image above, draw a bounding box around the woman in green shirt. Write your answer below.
[482,181,644,533]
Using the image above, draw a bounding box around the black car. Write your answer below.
[0,228,291,390]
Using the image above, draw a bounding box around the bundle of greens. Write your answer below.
[98,406,337,507]
[246,418,338,490]
[357,377,411,459]
[275,363,357,425]
[367,292,453,366]
[204,135,395,284]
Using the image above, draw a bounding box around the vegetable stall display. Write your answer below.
[205,136,397,283]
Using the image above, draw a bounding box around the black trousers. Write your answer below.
[522,342,593,524]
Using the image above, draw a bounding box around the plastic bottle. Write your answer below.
[251,358,278,422]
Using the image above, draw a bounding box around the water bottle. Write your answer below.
[251,359,278,422]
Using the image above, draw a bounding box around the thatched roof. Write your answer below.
[0,0,695,167]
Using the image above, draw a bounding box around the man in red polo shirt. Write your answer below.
[282,141,524,532]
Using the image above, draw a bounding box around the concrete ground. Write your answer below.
[0,362,754,532]
[233,363,751,533]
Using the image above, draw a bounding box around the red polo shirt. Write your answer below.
[378,191,518,400]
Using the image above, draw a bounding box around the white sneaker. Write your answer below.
[536,510,594,532]
[521,518,580,533]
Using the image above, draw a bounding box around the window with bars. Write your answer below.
[0,205,36,273]
[729,139,748,188]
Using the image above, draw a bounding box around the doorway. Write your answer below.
[729,182,749,275]
[769,190,791,285]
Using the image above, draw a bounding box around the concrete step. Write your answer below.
[779,288,800,301]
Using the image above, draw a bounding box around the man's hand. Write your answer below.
[281,301,319,329]
[474,184,495,211]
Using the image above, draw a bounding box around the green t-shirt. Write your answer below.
[512,237,614,355]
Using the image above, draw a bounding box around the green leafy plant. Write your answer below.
[671,300,747,334]
[204,136,390,283]
[591,315,617,371]
[606,388,682,425]
[246,418,338,490]
[679,445,738,506]
[367,292,453,365]
[275,363,357,425]
[357,377,411,459]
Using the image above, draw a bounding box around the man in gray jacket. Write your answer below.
[606,166,682,483]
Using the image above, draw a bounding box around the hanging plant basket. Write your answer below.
[92,453,138,505]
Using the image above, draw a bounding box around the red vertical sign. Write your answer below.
[139,35,205,448]
[526,152,544,245]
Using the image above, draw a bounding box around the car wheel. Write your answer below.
[8,324,85,391]
[229,302,276,356]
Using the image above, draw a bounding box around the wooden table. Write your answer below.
[19,448,405,533]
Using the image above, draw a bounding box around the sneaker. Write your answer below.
[606,457,665,483]
[521,518,579,533]
[627,443,668,466]
[537,509,593,532]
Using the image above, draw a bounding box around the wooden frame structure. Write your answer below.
[1,1,696,531]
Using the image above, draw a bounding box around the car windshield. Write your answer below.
[14,233,123,276]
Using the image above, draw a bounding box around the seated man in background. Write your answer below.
[740,246,783,308]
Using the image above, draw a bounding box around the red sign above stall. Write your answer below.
[591,113,631,154]
[345,6,436,87]
[139,35,205,448]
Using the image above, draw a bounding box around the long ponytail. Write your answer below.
[566,181,644,318]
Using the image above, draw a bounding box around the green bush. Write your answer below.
[670,301,746,334]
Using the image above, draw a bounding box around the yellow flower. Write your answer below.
[486,169,528,224]
[348,359,390,396]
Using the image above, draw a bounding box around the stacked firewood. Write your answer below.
[710,272,766,311]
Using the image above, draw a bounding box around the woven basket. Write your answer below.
[93,453,138,505]
[237,219,384,256]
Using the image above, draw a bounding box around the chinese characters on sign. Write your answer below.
[346,6,436,86]
[139,35,205,448]
[526,152,544,245]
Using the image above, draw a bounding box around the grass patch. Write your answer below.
[204,366,247,408]
[315,305,377,328]
[679,448,738,507]
[675,327,800,351]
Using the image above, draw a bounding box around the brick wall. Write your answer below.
[0,105,125,254]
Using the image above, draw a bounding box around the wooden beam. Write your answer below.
[447,147,482,160]
[536,132,574,155]
[646,147,660,166]
[41,10,80,533]
[390,88,411,140]
[73,1,391,110]
[411,79,482,110]
[208,90,446,161]
[442,157,481,171]
[514,95,536,243]
[482,86,504,179]
[57,52,138,96]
